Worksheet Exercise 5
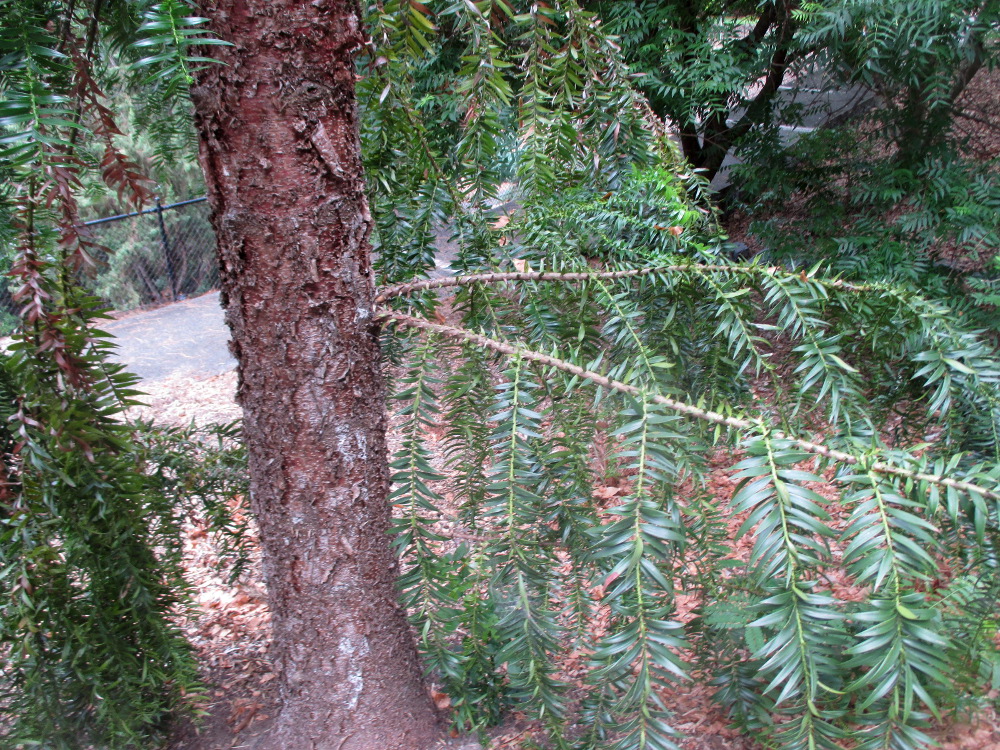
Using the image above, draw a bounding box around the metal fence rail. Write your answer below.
[0,197,217,335]
[80,197,218,311]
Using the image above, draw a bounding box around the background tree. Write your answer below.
[585,0,803,183]
[586,0,999,333]
[589,0,998,182]
[730,0,1000,331]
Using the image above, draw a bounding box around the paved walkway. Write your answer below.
[104,291,235,382]
[103,224,464,382]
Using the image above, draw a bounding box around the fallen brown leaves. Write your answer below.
[157,355,1000,749]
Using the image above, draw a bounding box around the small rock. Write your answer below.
[435,737,484,750]
[725,241,752,261]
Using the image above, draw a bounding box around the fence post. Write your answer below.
[155,197,179,301]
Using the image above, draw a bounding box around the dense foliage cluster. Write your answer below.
[0,2,241,745]
[1,1,999,749]
[0,295,200,748]
[382,188,1000,749]
[368,3,1000,748]
[588,1,1000,330]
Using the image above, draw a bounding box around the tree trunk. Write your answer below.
[189,2,440,748]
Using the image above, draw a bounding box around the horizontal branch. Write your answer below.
[381,310,1000,502]
[377,267,674,302]
[375,264,871,302]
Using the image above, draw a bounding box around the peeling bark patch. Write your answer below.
[338,629,370,711]
[310,122,347,180]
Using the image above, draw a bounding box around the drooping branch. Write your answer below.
[381,310,1000,502]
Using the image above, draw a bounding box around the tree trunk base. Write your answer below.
[247,709,440,750]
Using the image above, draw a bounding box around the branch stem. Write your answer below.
[382,310,1000,502]
[376,264,871,303]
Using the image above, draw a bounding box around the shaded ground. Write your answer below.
[145,358,1000,750]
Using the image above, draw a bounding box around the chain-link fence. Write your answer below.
[0,197,218,336]
[81,197,218,312]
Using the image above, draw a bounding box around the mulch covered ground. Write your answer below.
[144,364,1000,750]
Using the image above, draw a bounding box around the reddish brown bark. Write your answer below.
[190,2,439,748]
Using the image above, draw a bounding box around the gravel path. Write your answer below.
[104,291,234,382]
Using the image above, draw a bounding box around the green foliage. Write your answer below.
[0,261,247,746]
[736,131,1000,332]
[136,419,251,582]
[387,256,1000,750]
[0,286,202,748]
[727,0,1000,330]
[0,0,234,744]
[3,2,1000,750]
[589,0,998,183]
[359,0,670,291]
[366,7,1000,748]
[593,0,1000,337]
[793,0,997,160]
[380,146,1000,750]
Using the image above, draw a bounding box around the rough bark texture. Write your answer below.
[189,2,439,748]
